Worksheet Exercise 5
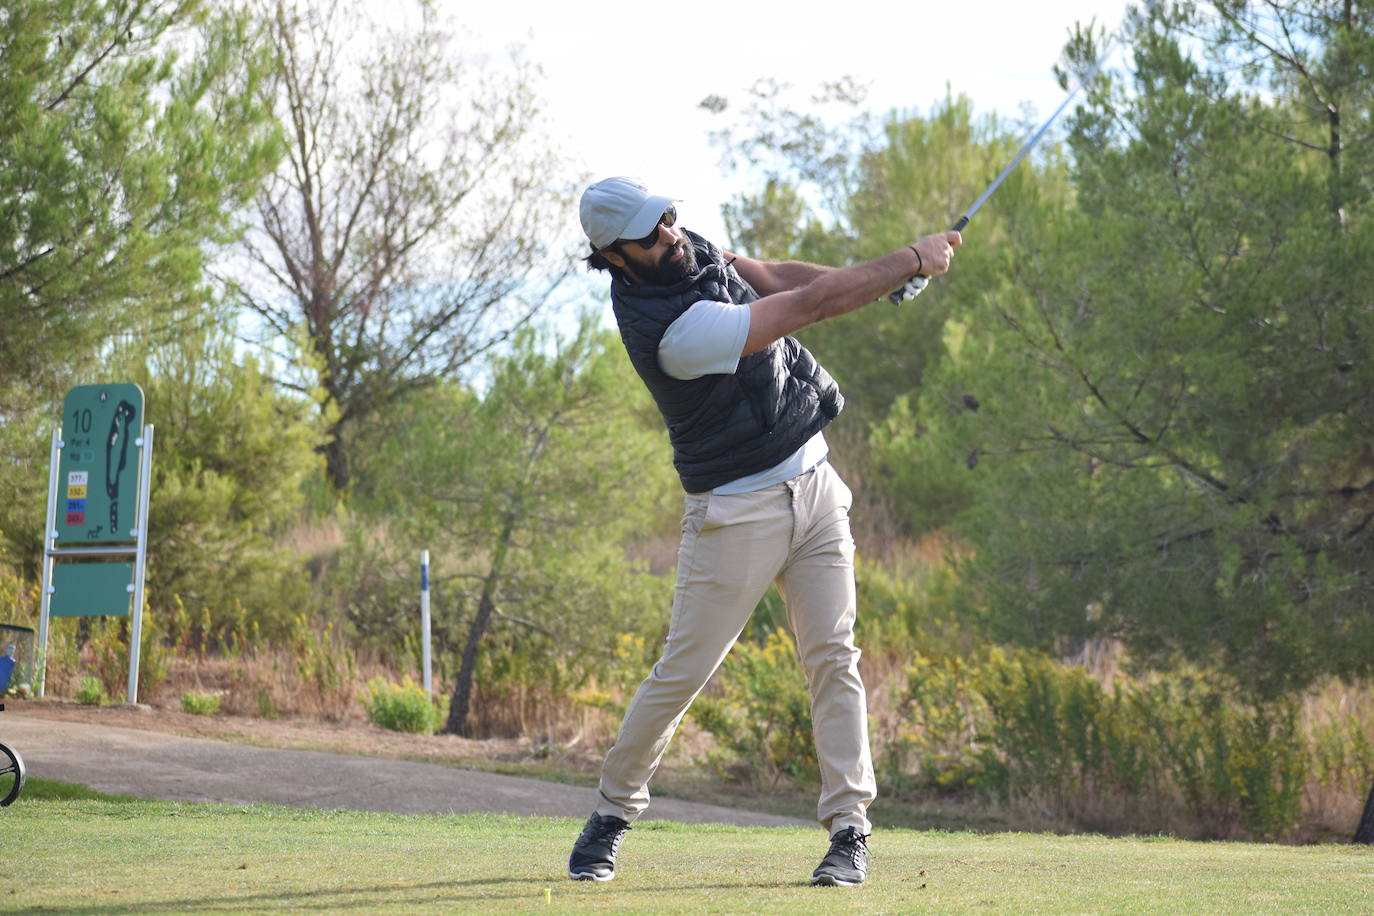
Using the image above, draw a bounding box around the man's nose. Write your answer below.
[657,221,680,245]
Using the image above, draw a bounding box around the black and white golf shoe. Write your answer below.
[568,812,631,881]
[810,826,869,886]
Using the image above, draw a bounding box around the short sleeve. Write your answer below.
[657,300,751,380]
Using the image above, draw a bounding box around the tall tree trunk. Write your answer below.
[1326,103,1345,234]
[444,426,549,736]
[445,515,516,737]
[445,587,496,738]
[322,431,350,492]
[1355,780,1374,844]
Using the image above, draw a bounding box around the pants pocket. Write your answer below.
[681,493,710,538]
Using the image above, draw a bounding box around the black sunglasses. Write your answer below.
[622,204,677,249]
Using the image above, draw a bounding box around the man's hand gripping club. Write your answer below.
[891,231,962,305]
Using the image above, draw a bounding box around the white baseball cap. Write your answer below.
[579,177,678,250]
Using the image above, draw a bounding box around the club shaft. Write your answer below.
[890,34,1119,305]
[954,36,1117,231]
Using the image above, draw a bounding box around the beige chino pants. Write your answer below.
[596,460,876,834]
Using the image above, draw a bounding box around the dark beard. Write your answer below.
[630,237,698,285]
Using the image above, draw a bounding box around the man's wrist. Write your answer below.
[908,245,924,275]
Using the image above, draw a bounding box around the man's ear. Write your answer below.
[601,247,626,270]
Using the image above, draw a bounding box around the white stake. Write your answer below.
[420,550,432,696]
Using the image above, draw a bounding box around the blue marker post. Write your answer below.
[420,550,432,696]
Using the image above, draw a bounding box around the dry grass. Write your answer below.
[280,517,349,582]
[462,675,623,748]
[154,652,385,723]
[1300,681,1374,842]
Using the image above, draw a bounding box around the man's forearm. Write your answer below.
[730,254,836,296]
[798,248,922,323]
[739,246,923,356]
[761,260,835,293]
[739,230,960,356]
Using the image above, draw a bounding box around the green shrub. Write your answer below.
[0,564,39,629]
[75,676,108,706]
[85,613,170,701]
[361,677,445,735]
[882,649,989,793]
[1128,677,1305,840]
[885,647,1308,840]
[291,615,357,721]
[971,651,1151,808]
[133,326,327,648]
[689,629,817,786]
[853,558,971,658]
[179,691,221,716]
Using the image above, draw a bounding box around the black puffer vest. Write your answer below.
[611,230,843,493]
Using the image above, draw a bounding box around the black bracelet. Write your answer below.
[908,245,924,275]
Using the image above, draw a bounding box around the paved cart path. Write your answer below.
[5,714,807,827]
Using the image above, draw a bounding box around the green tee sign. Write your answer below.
[57,383,145,544]
[37,383,154,701]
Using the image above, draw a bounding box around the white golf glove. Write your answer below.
[888,274,929,306]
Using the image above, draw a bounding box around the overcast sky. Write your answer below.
[458,1,1133,247]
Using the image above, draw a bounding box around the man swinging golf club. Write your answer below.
[569,176,960,886]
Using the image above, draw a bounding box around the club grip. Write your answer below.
[890,215,968,305]
[888,274,928,306]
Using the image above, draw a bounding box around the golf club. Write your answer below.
[891,33,1121,304]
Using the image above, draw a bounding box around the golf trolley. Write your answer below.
[0,703,25,806]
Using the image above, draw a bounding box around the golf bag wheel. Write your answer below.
[0,741,25,806]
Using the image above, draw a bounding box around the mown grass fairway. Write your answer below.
[4,783,1371,914]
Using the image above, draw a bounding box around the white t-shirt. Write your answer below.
[657,299,750,380]
[657,300,828,494]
